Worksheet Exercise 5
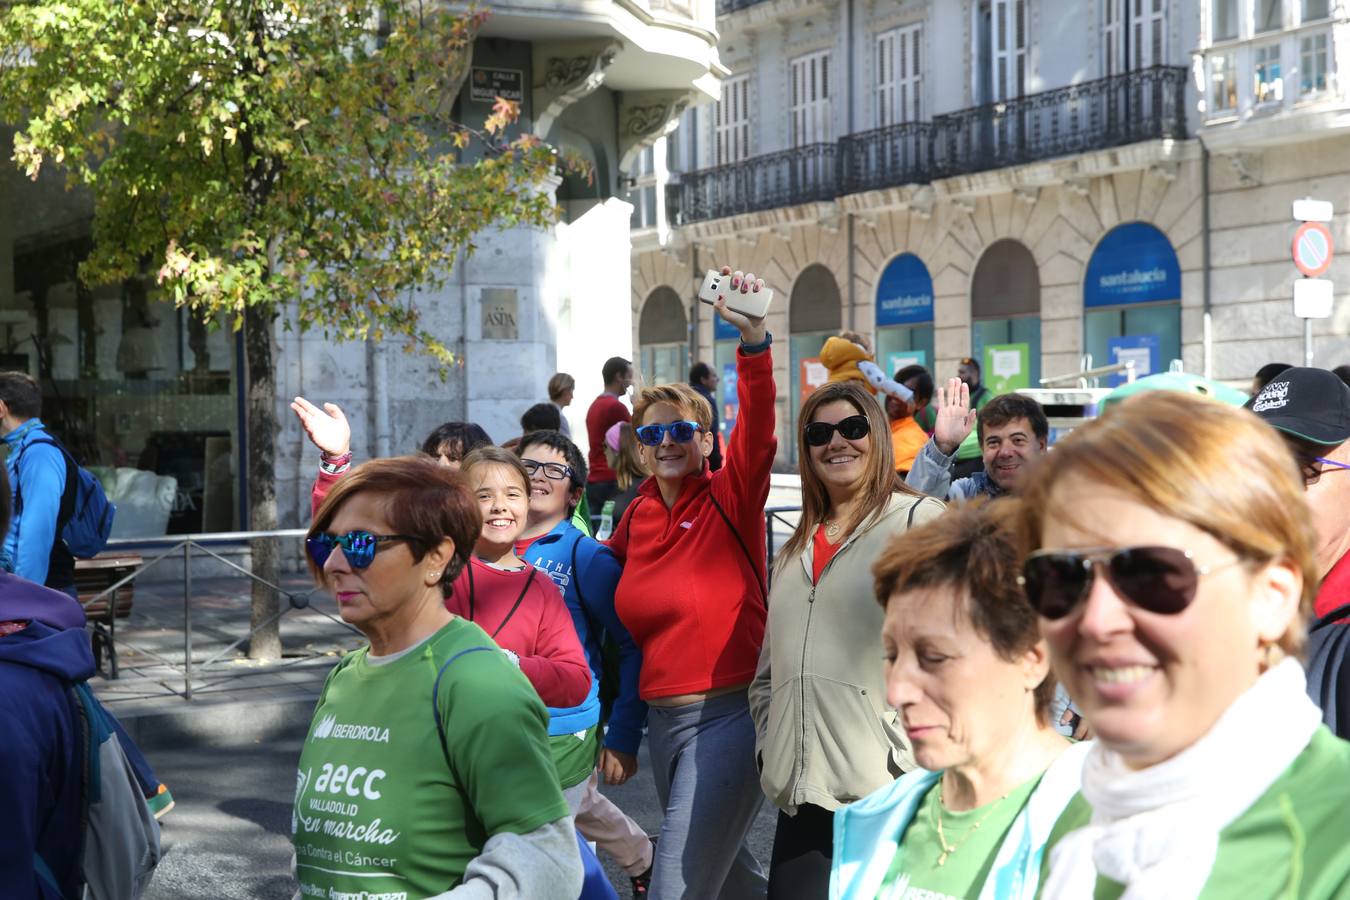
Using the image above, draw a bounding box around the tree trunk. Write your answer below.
[245,301,282,660]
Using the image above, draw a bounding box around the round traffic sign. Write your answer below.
[1292,222,1334,278]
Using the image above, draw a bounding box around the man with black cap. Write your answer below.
[1248,367,1350,736]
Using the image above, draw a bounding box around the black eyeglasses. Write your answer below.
[521,459,574,481]
[1020,545,1244,620]
[804,415,871,447]
[306,531,418,570]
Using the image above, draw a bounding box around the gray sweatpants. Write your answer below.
[646,691,768,900]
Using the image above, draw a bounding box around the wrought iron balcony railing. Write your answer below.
[668,142,837,225]
[716,0,769,15]
[673,66,1188,225]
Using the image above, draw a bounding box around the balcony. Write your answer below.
[671,66,1188,225]
[842,65,1188,195]
[716,0,769,14]
[668,142,837,224]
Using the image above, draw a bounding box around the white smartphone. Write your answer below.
[697,269,773,319]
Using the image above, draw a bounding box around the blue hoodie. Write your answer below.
[3,420,74,588]
[522,520,647,756]
[0,619,94,899]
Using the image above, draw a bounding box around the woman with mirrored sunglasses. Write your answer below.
[607,267,775,900]
[748,380,944,899]
[295,456,582,900]
[1018,391,1350,898]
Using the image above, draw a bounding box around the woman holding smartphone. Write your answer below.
[1021,392,1350,897]
[608,267,775,900]
[750,380,944,898]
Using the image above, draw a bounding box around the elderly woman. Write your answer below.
[831,500,1085,900]
[750,380,944,900]
[293,456,581,899]
[1023,391,1350,897]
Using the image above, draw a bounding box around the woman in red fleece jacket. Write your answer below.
[608,268,776,900]
[445,447,591,710]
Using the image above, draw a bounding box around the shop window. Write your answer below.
[1210,52,1238,113]
[638,287,688,386]
[971,239,1041,390]
[9,236,240,535]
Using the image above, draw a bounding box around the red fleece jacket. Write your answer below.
[608,347,776,700]
[444,557,592,708]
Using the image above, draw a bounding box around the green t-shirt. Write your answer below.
[878,773,1042,900]
[1039,727,1350,899]
[292,618,569,899]
[551,722,600,790]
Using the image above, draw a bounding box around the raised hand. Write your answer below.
[713,266,768,347]
[932,377,978,456]
[290,396,352,458]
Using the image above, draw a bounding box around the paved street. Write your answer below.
[143,719,778,899]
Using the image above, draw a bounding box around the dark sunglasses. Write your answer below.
[804,415,871,447]
[1303,456,1350,486]
[521,459,574,481]
[306,531,418,570]
[635,421,702,446]
[1020,545,1244,620]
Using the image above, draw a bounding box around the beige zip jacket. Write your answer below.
[749,492,946,814]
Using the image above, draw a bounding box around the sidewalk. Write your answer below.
[92,572,365,749]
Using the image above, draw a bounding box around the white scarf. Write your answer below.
[1041,658,1321,900]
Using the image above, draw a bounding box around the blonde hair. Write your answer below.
[632,382,713,431]
[778,381,924,566]
[608,423,648,492]
[1018,391,1319,659]
[547,372,575,401]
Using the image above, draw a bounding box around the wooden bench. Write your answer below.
[76,552,143,678]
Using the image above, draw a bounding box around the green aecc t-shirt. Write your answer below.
[1039,727,1350,899]
[878,773,1042,900]
[292,618,569,899]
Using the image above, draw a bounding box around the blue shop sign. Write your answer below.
[1085,222,1181,308]
[876,253,935,327]
[714,315,739,341]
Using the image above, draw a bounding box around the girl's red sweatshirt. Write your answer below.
[609,347,776,700]
[444,556,592,708]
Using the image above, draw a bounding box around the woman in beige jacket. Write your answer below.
[749,380,945,900]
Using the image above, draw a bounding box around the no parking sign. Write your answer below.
[1292,222,1334,278]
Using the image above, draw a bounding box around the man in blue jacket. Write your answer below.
[0,372,76,597]
[513,430,655,895]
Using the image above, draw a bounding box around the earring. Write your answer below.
[1259,641,1282,669]
[427,571,442,584]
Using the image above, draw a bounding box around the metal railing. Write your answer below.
[668,142,838,225]
[716,0,768,14]
[84,529,359,700]
[674,66,1189,224]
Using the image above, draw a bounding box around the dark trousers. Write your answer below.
[767,803,835,900]
[586,480,619,515]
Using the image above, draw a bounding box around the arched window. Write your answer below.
[788,264,843,461]
[970,239,1041,391]
[875,252,936,377]
[638,287,688,386]
[1083,222,1182,385]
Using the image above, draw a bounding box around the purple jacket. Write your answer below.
[0,571,84,630]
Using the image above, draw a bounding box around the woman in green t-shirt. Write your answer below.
[1020,392,1350,898]
[293,456,582,899]
[832,501,1083,900]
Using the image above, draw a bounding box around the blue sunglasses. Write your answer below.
[635,420,702,446]
[306,531,418,569]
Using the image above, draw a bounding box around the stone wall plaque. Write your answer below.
[481,288,520,341]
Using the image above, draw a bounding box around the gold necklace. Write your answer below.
[823,519,841,538]
[931,782,1010,867]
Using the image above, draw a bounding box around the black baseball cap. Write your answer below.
[1246,367,1350,446]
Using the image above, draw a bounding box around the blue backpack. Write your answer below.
[16,436,116,558]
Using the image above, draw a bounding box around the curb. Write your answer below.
[113,689,320,753]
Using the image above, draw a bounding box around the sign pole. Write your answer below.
[1306,318,1315,366]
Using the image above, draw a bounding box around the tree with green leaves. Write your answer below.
[0,0,562,658]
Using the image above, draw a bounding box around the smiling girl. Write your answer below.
[444,447,591,711]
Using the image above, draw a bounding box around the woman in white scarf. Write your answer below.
[1017,391,1350,899]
